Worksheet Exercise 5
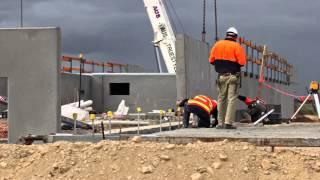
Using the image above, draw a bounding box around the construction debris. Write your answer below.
[61,100,93,121]
[113,100,129,119]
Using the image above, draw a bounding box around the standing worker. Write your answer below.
[178,95,218,128]
[209,27,246,129]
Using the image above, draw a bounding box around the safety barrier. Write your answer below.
[238,38,304,101]
[61,55,129,73]
[238,37,293,85]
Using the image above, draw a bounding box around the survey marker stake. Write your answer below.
[137,107,142,135]
[160,110,164,132]
[177,107,181,128]
[72,113,78,135]
[107,111,113,134]
[101,121,105,140]
[89,112,95,136]
[168,109,173,131]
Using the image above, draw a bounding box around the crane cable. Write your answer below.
[165,0,185,34]
[214,0,218,42]
[202,0,206,41]
[162,0,178,34]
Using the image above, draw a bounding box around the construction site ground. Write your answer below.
[1,119,320,179]
[1,139,320,180]
[149,123,320,147]
[48,122,320,147]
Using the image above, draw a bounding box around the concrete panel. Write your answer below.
[239,76,294,117]
[90,73,176,113]
[60,73,91,105]
[126,64,152,73]
[176,34,216,99]
[0,28,60,143]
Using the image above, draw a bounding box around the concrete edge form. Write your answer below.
[46,134,320,147]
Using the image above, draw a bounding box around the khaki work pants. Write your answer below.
[217,75,240,125]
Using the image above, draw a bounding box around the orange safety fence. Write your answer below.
[61,55,128,73]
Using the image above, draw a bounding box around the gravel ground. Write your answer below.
[0,138,319,180]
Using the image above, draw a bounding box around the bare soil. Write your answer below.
[0,139,320,180]
[0,119,7,138]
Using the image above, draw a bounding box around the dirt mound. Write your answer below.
[0,140,319,180]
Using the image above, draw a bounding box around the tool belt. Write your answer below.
[217,72,242,88]
[218,72,240,77]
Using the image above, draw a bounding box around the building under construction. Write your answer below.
[2,1,320,179]
[0,27,295,143]
[0,0,305,146]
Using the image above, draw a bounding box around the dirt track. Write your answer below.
[0,139,320,180]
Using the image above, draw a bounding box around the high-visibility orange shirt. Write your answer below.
[209,40,246,66]
[187,95,217,115]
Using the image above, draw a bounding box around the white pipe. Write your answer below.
[253,109,275,126]
[64,100,93,108]
[291,94,311,119]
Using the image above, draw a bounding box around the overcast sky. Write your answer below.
[0,0,319,93]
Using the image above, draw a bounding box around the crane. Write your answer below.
[143,0,176,73]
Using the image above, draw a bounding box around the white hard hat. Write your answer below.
[226,27,238,35]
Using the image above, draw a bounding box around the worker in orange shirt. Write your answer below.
[209,27,246,129]
[177,95,218,128]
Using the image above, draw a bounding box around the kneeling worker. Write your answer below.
[178,95,218,128]
[238,95,268,123]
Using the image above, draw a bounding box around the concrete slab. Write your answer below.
[0,28,61,143]
[47,123,320,147]
[146,123,320,147]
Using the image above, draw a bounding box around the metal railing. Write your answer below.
[238,37,293,85]
[61,55,129,73]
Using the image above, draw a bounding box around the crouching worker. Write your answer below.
[238,95,268,123]
[178,95,218,128]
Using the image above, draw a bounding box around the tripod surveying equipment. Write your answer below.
[290,81,320,121]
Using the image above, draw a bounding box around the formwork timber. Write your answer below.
[47,123,320,147]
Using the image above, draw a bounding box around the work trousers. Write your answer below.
[183,104,210,128]
[217,74,240,125]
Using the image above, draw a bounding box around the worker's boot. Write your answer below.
[239,119,251,123]
[216,124,224,129]
[211,119,218,127]
[224,124,237,129]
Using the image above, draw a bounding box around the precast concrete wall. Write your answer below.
[126,65,152,73]
[239,77,294,118]
[176,34,217,99]
[176,34,294,118]
[90,73,177,113]
[60,73,92,105]
[0,28,60,143]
